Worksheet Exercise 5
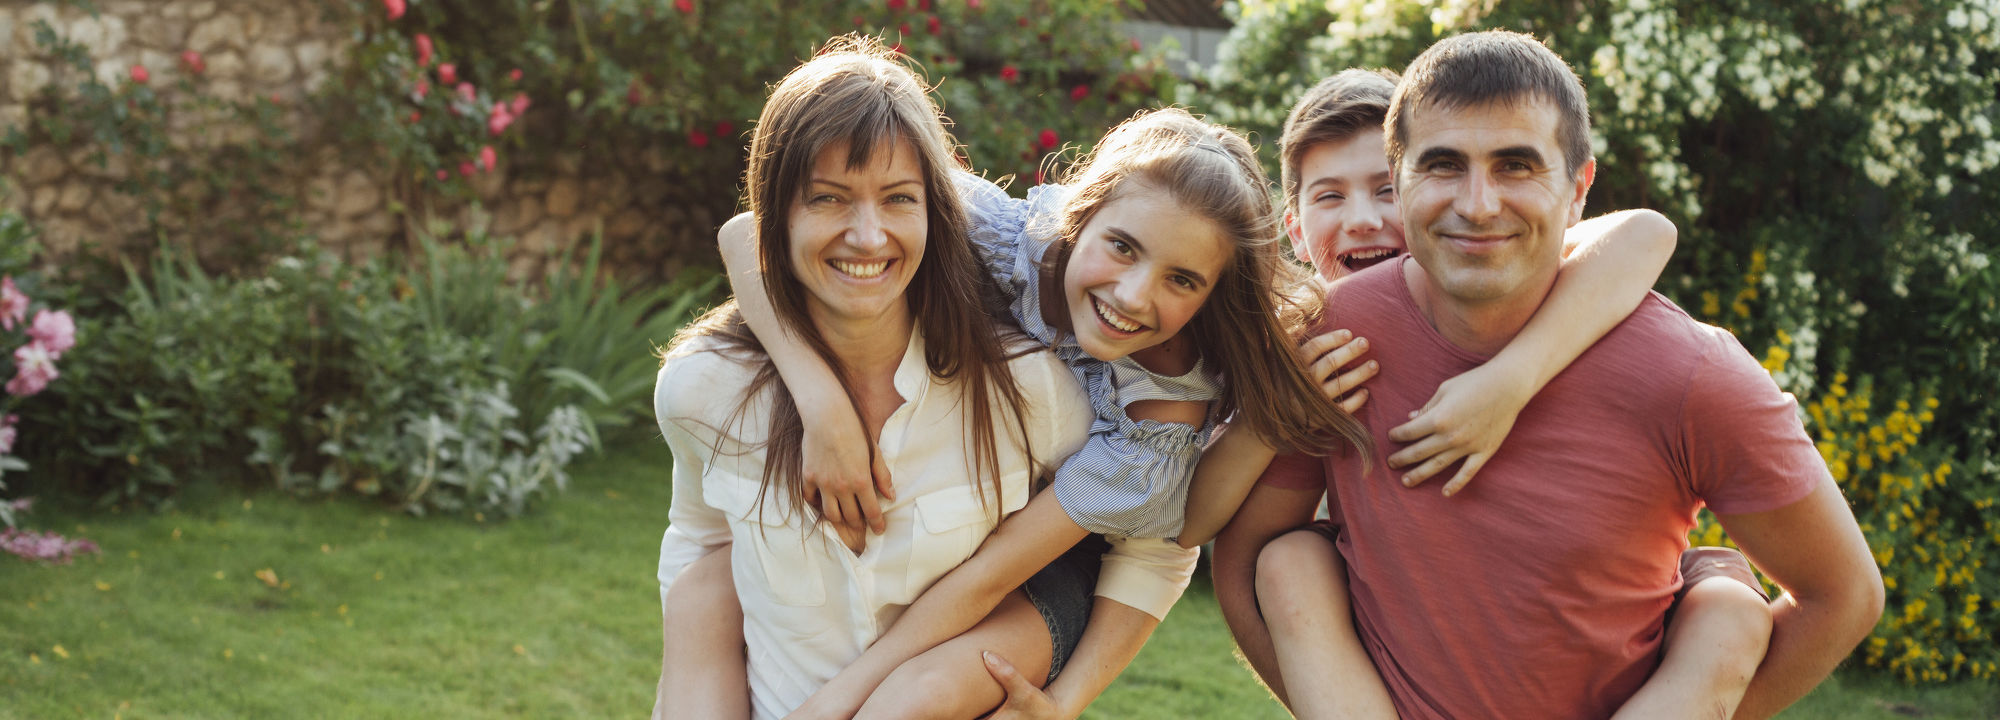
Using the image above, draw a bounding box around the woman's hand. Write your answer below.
[980,651,1067,720]
[1298,329,1377,414]
[801,404,894,539]
[1386,360,1533,496]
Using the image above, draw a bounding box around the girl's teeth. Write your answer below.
[832,260,888,278]
[1095,298,1139,332]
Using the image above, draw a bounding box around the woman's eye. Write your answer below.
[808,193,839,205]
[889,193,921,204]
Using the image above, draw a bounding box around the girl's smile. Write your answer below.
[1061,184,1230,363]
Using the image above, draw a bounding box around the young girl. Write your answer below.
[724,102,1681,718]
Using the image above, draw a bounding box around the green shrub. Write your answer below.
[1205,0,2000,684]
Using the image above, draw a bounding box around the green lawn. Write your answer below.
[3,439,1993,718]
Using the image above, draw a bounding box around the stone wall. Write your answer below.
[0,0,721,281]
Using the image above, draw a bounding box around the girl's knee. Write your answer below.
[1255,528,1343,599]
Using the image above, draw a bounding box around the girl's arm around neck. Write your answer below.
[717,213,893,534]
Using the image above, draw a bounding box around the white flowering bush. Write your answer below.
[1203,0,2000,684]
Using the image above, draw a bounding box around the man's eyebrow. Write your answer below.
[1109,227,1212,287]
[1413,147,1466,167]
[1493,146,1548,166]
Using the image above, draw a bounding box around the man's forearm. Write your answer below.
[1732,587,1884,719]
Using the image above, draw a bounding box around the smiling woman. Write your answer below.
[788,140,929,332]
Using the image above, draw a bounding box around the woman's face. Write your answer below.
[787,139,929,335]
[1061,182,1231,362]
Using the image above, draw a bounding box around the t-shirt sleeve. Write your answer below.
[1258,451,1327,492]
[1678,333,1828,515]
[1095,535,1200,620]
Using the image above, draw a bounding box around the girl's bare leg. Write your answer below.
[1612,577,1772,720]
[656,547,750,720]
[1256,528,1398,720]
[852,589,1054,720]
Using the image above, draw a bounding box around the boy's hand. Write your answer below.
[1386,361,1531,496]
[1298,329,1377,414]
[801,406,894,537]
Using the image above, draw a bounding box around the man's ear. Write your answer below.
[1566,158,1598,227]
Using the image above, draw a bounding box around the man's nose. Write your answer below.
[1455,169,1502,225]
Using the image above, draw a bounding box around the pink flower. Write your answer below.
[383,0,406,20]
[6,342,57,398]
[626,79,644,107]
[436,169,449,181]
[412,78,429,100]
[926,15,941,34]
[1069,84,1089,101]
[1129,37,1141,52]
[26,310,74,358]
[508,68,523,83]
[414,34,434,68]
[0,414,17,454]
[999,64,1017,82]
[129,64,150,84]
[509,92,530,115]
[456,82,475,103]
[1038,128,1059,150]
[0,277,27,331]
[408,110,422,124]
[438,63,458,86]
[714,120,734,138]
[479,145,497,173]
[458,161,475,177]
[180,51,206,75]
[487,104,513,136]
[967,0,983,10]
[0,528,100,565]
[674,0,693,13]
[688,128,710,148]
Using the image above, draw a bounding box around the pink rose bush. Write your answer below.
[0,275,86,559]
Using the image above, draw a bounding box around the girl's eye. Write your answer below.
[1170,275,1196,290]
[1109,238,1134,256]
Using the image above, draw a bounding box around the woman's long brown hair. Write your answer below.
[666,36,1037,525]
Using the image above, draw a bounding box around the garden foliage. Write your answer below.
[1205,0,1999,684]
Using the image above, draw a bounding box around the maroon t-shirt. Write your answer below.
[1261,256,1824,719]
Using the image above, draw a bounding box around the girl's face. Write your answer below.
[1062,183,1231,362]
[787,139,928,335]
[1287,129,1406,282]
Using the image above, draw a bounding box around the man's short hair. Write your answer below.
[1385,30,1593,179]
[1278,69,1400,214]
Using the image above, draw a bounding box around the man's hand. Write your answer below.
[800,404,894,539]
[1386,360,1533,496]
[1298,329,1377,414]
[981,651,1065,720]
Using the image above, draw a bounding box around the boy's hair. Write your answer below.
[1278,68,1399,215]
[1386,30,1593,179]
[669,34,1034,522]
[1046,108,1371,460]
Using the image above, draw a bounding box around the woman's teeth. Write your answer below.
[831,259,888,278]
[1094,297,1140,332]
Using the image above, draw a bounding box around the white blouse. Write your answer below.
[656,328,1196,719]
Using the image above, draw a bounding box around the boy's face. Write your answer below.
[1287,128,1405,283]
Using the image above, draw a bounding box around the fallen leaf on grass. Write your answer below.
[513,644,526,656]
[94,580,111,591]
[255,568,279,588]
[52,645,68,659]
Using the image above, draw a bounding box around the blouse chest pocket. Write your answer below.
[903,475,1022,593]
[707,478,828,608]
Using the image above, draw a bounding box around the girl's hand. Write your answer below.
[1298,329,1378,414]
[980,651,1066,720]
[801,407,894,538]
[1386,361,1533,496]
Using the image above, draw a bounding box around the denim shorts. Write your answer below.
[1018,533,1109,683]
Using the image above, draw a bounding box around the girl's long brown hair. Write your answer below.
[666,36,1037,524]
[1044,108,1372,462]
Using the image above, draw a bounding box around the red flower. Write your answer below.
[899,22,910,35]
[1017,16,1028,27]
[437,63,457,86]
[1038,128,1059,150]
[967,0,983,9]
[412,78,429,100]
[920,0,933,9]
[714,120,734,138]
[688,128,711,148]
[459,161,475,177]
[509,68,523,83]
[890,42,905,54]
[509,92,530,115]
[414,34,433,68]
[1034,169,1046,185]
[383,0,406,21]
[479,145,497,173]
[180,51,206,75]
[999,65,1017,82]
[1069,84,1089,101]
[128,64,149,84]
[456,82,476,103]
[436,169,448,181]
[625,79,643,107]
[408,110,421,124]
[674,0,693,13]
[888,0,907,10]
[853,15,866,26]
[926,15,940,34]
[1129,37,1142,52]
[487,104,513,136]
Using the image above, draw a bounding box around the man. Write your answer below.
[1213,31,1884,719]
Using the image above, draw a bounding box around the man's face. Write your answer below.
[1287,130,1404,283]
[1396,98,1593,306]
